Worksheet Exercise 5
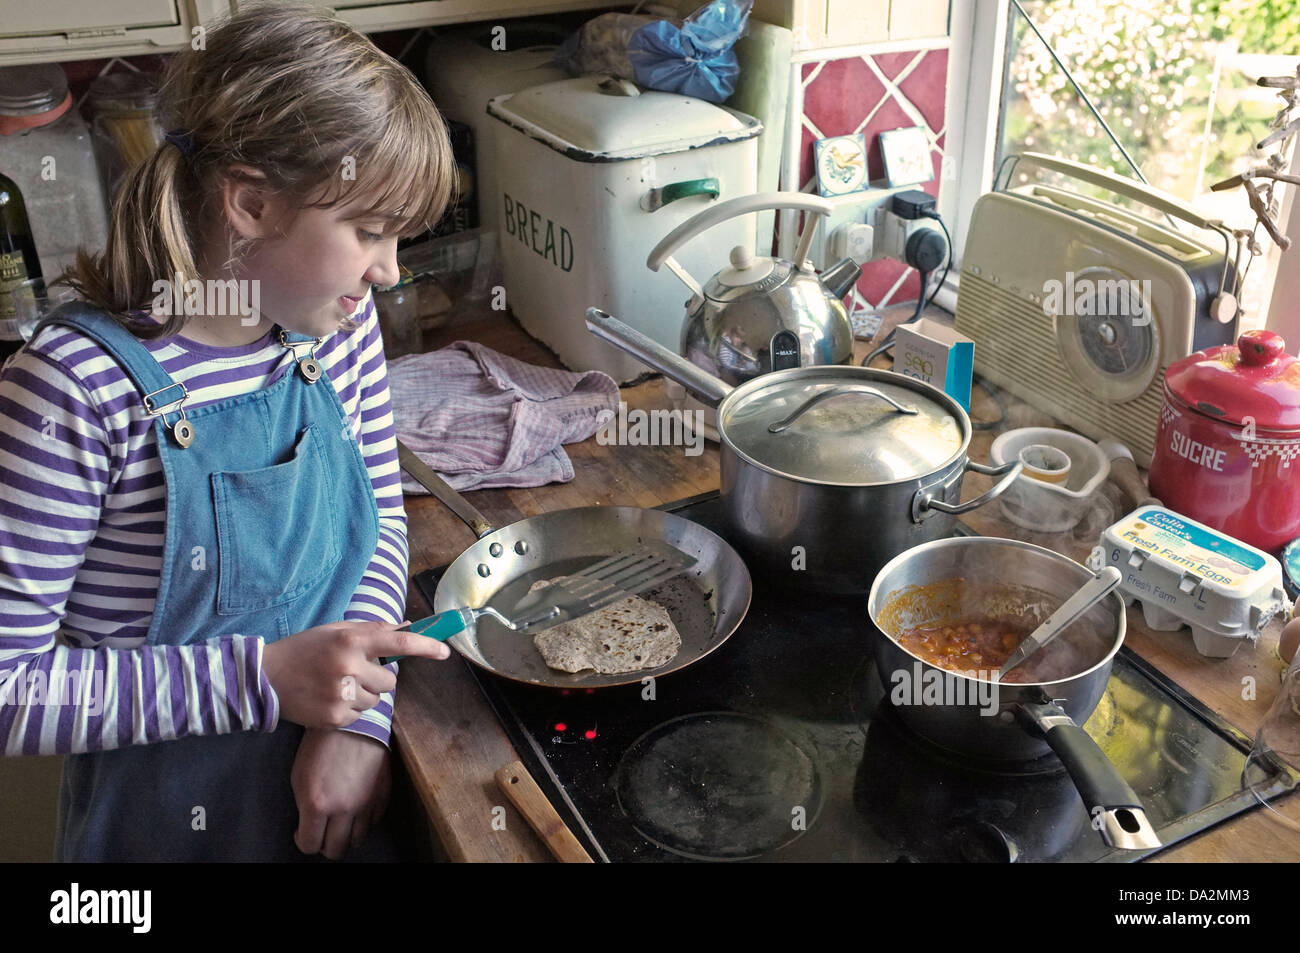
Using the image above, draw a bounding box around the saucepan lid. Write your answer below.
[720,367,970,485]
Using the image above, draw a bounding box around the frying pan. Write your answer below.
[398,441,752,688]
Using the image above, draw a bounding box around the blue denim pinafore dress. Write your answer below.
[39,306,384,861]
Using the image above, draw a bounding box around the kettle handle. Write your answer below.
[647,192,834,284]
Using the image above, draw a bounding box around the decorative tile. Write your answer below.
[802,56,886,143]
[871,51,920,82]
[926,152,944,197]
[861,98,917,181]
[795,42,951,307]
[858,258,908,307]
[897,49,949,134]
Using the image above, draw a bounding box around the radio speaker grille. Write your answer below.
[955,272,1164,465]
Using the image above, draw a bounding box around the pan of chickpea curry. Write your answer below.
[868,536,1162,851]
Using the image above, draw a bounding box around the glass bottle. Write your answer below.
[0,170,43,364]
[0,64,109,284]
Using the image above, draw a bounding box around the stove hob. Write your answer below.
[414,492,1299,862]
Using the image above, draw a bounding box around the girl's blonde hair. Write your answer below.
[63,1,454,337]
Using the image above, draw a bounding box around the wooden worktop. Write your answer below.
[391,302,1300,863]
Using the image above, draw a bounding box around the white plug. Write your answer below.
[828,223,874,264]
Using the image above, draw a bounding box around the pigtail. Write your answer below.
[62,141,198,338]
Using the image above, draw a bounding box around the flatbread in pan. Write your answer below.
[528,578,682,674]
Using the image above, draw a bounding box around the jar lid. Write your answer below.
[0,64,68,116]
[720,368,967,484]
[1165,329,1300,430]
[88,72,160,113]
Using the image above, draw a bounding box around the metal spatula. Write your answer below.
[402,548,697,648]
[996,566,1123,681]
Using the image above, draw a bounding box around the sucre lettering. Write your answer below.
[1169,430,1226,471]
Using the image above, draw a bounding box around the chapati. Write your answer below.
[528,578,681,674]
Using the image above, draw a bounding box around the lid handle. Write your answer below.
[767,384,918,434]
[1238,328,1287,366]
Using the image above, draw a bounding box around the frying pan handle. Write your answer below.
[379,608,472,663]
[397,440,495,539]
[1019,702,1162,851]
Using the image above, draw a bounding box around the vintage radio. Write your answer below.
[955,152,1238,465]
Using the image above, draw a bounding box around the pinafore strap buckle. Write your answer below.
[279,330,324,382]
[143,381,195,448]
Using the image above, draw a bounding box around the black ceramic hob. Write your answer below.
[413,492,1299,862]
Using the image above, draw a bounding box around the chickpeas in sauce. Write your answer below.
[896,619,1036,682]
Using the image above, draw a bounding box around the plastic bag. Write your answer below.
[557,0,752,104]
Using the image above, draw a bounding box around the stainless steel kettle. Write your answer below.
[647,193,861,387]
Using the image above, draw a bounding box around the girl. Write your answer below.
[0,3,454,861]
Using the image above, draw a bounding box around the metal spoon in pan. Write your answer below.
[997,566,1124,681]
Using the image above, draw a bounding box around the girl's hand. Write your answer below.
[291,727,390,859]
[262,619,449,728]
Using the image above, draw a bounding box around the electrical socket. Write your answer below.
[828,222,874,263]
[803,190,899,271]
[873,207,942,265]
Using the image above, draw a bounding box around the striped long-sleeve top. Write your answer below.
[0,291,407,755]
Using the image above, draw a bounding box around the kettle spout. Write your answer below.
[821,257,863,299]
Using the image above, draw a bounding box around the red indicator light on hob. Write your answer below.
[584,688,595,694]
[554,723,566,732]
[560,689,570,696]
[584,729,597,740]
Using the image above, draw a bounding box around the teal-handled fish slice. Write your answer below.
[381,548,697,663]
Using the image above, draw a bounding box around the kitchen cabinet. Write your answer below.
[0,0,216,64]
[0,0,623,65]
[750,0,949,49]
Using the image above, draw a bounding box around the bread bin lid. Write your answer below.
[720,368,968,485]
[487,75,762,162]
[1165,329,1300,430]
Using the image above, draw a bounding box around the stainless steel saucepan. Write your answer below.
[585,309,1022,594]
[397,441,752,688]
[868,536,1161,851]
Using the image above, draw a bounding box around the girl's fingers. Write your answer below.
[323,815,354,861]
[340,675,381,713]
[295,810,327,857]
[361,626,452,661]
[356,658,398,696]
[350,811,371,850]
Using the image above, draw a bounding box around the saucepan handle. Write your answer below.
[585,308,733,407]
[911,458,1023,522]
[1018,702,1162,851]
